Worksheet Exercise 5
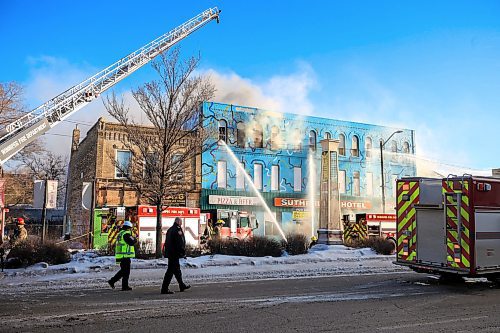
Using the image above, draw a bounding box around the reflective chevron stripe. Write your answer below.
[397,181,419,261]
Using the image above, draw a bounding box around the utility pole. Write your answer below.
[40,179,48,243]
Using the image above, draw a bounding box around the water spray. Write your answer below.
[220,141,288,242]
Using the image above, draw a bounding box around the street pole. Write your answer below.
[41,179,48,243]
[380,140,386,214]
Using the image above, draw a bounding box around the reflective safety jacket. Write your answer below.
[115,229,135,262]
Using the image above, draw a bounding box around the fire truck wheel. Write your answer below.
[438,273,463,284]
[486,274,500,285]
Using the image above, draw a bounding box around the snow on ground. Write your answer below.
[0,245,409,292]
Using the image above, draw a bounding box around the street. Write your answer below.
[2,271,500,332]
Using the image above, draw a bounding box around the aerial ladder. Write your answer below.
[0,7,221,164]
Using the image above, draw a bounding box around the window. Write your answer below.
[271,126,280,150]
[308,130,317,151]
[391,140,397,153]
[237,122,246,148]
[170,154,184,181]
[365,137,372,159]
[292,128,302,150]
[391,140,398,161]
[338,134,345,156]
[353,171,360,196]
[218,119,227,143]
[143,152,157,179]
[253,124,263,148]
[366,172,373,196]
[351,135,359,157]
[403,141,410,154]
[338,170,346,194]
[217,161,227,189]
[294,167,302,192]
[115,150,131,178]
[253,163,263,190]
[271,165,279,191]
[324,132,331,140]
[236,162,245,190]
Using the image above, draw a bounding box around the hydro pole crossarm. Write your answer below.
[0,7,221,165]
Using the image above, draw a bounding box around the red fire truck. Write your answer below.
[395,175,500,280]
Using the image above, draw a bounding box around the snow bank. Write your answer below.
[0,245,406,291]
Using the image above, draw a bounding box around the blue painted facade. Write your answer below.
[201,101,416,237]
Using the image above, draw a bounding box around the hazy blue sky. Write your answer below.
[1,1,499,171]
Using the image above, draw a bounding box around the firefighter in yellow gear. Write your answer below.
[309,236,318,249]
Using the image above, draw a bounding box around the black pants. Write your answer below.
[161,257,185,291]
[110,258,131,289]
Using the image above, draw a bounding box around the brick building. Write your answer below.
[66,117,201,247]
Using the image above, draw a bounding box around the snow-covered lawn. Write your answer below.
[0,245,409,292]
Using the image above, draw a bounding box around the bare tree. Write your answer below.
[0,82,25,126]
[0,82,44,163]
[104,48,216,257]
[21,151,68,208]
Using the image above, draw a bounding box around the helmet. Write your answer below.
[17,218,25,225]
[311,236,317,241]
[216,219,225,225]
[123,221,133,228]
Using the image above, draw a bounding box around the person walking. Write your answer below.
[108,221,136,291]
[161,217,190,294]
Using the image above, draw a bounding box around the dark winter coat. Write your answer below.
[163,223,186,259]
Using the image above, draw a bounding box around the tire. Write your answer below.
[439,273,463,283]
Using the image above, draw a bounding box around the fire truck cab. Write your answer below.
[214,209,258,240]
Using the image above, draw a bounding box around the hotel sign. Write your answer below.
[209,195,259,206]
[340,200,372,210]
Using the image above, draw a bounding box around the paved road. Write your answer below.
[1,272,500,332]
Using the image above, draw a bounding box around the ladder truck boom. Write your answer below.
[0,7,220,164]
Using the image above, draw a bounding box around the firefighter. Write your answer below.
[11,218,28,246]
[200,219,214,244]
[214,219,225,238]
[309,236,318,249]
[108,221,136,291]
[161,217,191,294]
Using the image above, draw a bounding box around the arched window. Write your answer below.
[218,119,227,143]
[391,140,397,152]
[237,122,246,148]
[309,130,317,151]
[338,134,346,156]
[292,128,302,151]
[324,132,331,140]
[351,135,359,157]
[403,141,410,154]
[253,123,263,148]
[391,140,398,161]
[271,126,280,150]
[365,137,372,158]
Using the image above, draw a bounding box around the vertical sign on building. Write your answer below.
[318,139,342,245]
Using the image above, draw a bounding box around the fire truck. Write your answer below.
[210,209,259,240]
[343,213,397,251]
[395,175,500,280]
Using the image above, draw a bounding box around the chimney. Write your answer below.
[493,168,500,178]
[71,125,80,153]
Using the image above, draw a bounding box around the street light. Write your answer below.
[380,130,403,213]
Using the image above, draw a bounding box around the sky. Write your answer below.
[1,0,499,172]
